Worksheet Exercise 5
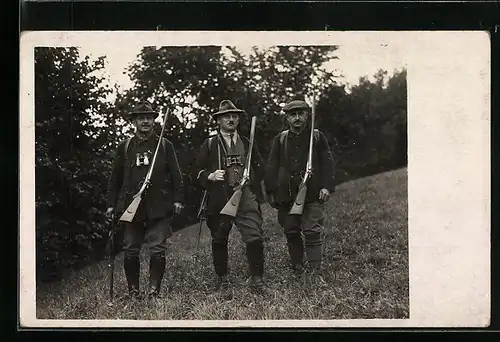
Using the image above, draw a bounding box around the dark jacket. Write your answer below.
[264,128,335,204]
[106,134,185,220]
[195,132,266,215]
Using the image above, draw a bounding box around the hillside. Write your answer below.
[35,167,409,320]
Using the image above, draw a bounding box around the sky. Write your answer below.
[78,42,407,98]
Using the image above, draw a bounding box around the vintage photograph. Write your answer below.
[32,37,409,321]
[19,31,490,328]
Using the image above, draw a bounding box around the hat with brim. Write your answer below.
[212,100,245,119]
[283,100,311,113]
[129,101,158,119]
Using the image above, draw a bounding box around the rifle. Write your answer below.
[107,215,116,300]
[220,116,257,217]
[194,189,208,259]
[119,108,171,222]
[289,97,316,215]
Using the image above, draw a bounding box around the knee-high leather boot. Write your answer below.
[148,253,166,298]
[212,240,229,290]
[286,233,304,274]
[246,240,265,293]
[123,254,141,299]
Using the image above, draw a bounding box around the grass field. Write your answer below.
[36,167,409,320]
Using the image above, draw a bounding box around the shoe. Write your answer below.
[250,276,266,294]
[216,274,230,291]
[147,287,161,299]
[308,269,328,289]
[147,255,166,299]
[128,288,142,300]
[292,263,305,276]
[124,255,142,300]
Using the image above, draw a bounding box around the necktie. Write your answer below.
[229,133,236,151]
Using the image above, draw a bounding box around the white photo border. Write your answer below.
[19,30,491,328]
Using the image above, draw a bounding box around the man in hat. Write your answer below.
[264,99,335,287]
[195,100,267,294]
[105,101,185,299]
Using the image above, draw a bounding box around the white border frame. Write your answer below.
[19,31,491,328]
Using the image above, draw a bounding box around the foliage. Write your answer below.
[36,168,409,320]
[121,46,406,229]
[35,47,115,281]
[317,68,407,182]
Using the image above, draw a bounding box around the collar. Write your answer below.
[288,127,309,137]
[134,132,158,145]
[220,130,239,140]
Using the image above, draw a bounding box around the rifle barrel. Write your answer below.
[145,108,170,181]
[220,116,257,216]
[289,96,316,215]
[244,116,257,177]
[307,97,316,166]
[118,108,170,222]
[108,218,116,299]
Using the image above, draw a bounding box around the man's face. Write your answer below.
[217,113,239,132]
[134,114,156,134]
[286,109,308,130]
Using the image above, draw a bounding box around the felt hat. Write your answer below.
[212,100,245,119]
[129,101,158,119]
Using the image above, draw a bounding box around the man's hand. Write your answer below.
[319,188,330,202]
[173,202,184,215]
[268,193,278,209]
[105,207,115,221]
[208,169,226,182]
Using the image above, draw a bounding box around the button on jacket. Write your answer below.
[106,134,185,221]
[264,128,335,204]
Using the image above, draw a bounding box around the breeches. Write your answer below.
[122,216,172,258]
[278,202,325,244]
[207,187,263,244]
[278,202,325,267]
[206,187,264,277]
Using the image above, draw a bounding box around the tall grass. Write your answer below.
[36,168,409,320]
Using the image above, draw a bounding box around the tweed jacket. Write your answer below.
[195,132,266,215]
[106,134,185,221]
[264,127,335,205]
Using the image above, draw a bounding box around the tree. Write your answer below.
[35,47,114,281]
[121,45,341,227]
[316,68,407,183]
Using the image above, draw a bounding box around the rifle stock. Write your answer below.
[220,116,257,217]
[118,108,170,223]
[289,181,308,215]
[219,185,244,217]
[289,95,316,215]
[107,217,116,300]
[119,193,144,222]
